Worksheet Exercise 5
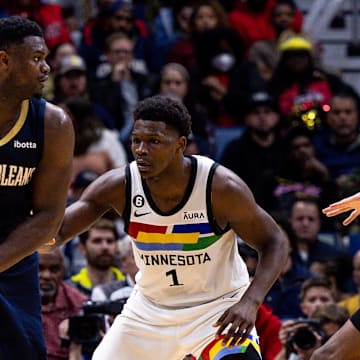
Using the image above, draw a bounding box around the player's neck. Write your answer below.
[0,100,23,138]
[145,156,192,212]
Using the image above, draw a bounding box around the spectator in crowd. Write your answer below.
[227,0,300,54]
[309,311,360,360]
[53,54,117,130]
[58,0,98,28]
[192,25,269,127]
[152,0,194,69]
[256,304,283,360]
[312,303,349,338]
[264,220,314,320]
[220,91,284,209]
[289,198,341,269]
[167,0,228,71]
[60,4,83,47]
[153,62,214,156]
[238,242,284,360]
[60,96,127,182]
[267,125,337,222]
[78,0,116,75]
[43,42,77,101]
[91,234,137,302]
[67,218,125,297]
[248,39,279,83]
[64,170,101,276]
[39,250,87,360]
[1,0,72,50]
[276,302,348,360]
[274,277,337,360]
[268,32,357,127]
[271,0,302,37]
[90,32,150,145]
[228,0,276,51]
[68,170,100,205]
[248,0,302,83]
[314,91,360,184]
[338,250,360,315]
[192,26,262,126]
[299,277,337,318]
[80,0,156,76]
[309,255,355,302]
[53,54,88,103]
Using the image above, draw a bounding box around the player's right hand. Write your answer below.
[322,192,360,225]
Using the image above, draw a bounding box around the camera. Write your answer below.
[68,298,127,345]
[287,319,325,352]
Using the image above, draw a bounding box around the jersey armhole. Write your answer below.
[123,164,132,233]
[206,162,231,235]
[31,98,45,158]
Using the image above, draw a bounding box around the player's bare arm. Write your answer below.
[57,166,127,246]
[0,103,74,272]
[211,165,288,345]
[310,318,360,360]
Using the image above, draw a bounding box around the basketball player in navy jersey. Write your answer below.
[0,16,74,359]
[53,95,287,359]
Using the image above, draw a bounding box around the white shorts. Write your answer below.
[92,287,260,360]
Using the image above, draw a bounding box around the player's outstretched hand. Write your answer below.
[322,192,360,226]
[213,300,257,347]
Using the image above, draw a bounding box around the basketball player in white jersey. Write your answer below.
[54,95,288,359]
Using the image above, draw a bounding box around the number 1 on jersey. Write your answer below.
[166,269,184,286]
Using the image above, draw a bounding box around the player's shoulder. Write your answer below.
[212,163,247,192]
[94,165,127,189]
[44,101,71,125]
[82,165,128,204]
[43,100,73,133]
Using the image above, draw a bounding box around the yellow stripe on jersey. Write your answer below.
[137,231,200,244]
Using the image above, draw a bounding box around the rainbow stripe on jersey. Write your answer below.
[128,221,222,251]
[198,334,261,360]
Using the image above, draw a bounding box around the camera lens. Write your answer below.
[292,327,317,350]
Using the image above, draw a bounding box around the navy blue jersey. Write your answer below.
[0,98,45,243]
[0,98,47,359]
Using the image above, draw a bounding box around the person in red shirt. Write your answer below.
[228,0,303,54]
[1,0,72,50]
[39,250,88,360]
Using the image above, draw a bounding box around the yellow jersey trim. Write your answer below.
[0,99,29,147]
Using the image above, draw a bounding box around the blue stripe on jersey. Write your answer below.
[134,242,184,251]
[173,223,212,234]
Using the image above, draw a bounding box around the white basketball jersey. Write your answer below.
[124,155,250,307]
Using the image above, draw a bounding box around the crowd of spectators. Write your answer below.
[5,0,360,359]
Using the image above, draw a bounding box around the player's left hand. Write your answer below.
[213,300,258,347]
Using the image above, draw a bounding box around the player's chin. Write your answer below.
[137,167,154,179]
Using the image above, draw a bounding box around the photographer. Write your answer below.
[57,297,128,360]
[275,303,349,360]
